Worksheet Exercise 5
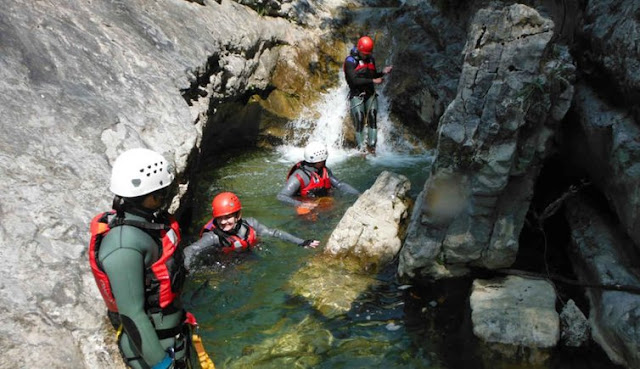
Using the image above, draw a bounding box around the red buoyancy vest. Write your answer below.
[343,49,377,79]
[199,219,257,254]
[287,162,331,198]
[354,59,377,74]
[89,211,182,312]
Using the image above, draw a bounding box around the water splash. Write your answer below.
[276,69,428,166]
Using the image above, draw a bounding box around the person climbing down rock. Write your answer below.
[277,141,360,214]
[184,191,319,270]
[343,35,393,155]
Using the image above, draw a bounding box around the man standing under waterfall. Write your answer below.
[88,148,193,369]
[343,35,393,154]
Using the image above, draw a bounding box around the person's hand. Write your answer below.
[300,202,318,210]
[372,77,384,84]
[383,65,393,74]
[299,239,320,248]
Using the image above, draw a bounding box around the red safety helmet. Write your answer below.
[212,192,242,218]
[357,36,374,55]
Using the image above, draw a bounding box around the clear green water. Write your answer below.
[181,148,623,369]
[182,148,437,368]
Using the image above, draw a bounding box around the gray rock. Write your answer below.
[560,299,590,347]
[470,276,559,364]
[385,1,467,137]
[325,171,411,268]
[580,0,640,122]
[570,84,640,251]
[399,3,575,279]
[0,0,336,367]
[565,195,640,368]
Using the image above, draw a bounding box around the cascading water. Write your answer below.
[276,68,431,168]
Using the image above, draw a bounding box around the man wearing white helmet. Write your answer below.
[88,148,193,369]
[277,142,360,212]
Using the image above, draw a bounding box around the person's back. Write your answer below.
[98,210,187,368]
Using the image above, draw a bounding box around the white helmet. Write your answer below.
[304,141,328,163]
[109,148,174,198]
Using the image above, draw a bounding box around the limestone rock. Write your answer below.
[399,3,576,279]
[560,299,590,347]
[569,84,640,251]
[325,171,411,268]
[470,276,559,364]
[565,195,640,368]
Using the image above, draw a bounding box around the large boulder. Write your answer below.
[325,171,411,268]
[291,171,411,317]
[470,276,559,365]
[399,3,576,279]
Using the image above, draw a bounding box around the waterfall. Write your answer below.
[276,69,428,167]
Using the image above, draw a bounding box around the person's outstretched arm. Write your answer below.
[245,217,319,248]
[328,169,361,196]
[277,175,305,207]
[183,232,218,271]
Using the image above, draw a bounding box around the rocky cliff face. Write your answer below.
[0,0,339,367]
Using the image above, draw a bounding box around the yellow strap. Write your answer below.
[192,333,215,369]
[116,324,123,340]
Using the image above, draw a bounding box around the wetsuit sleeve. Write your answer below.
[328,169,361,195]
[100,226,166,366]
[371,57,385,78]
[183,232,218,270]
[245,217,304,245]
[277,173,305,207]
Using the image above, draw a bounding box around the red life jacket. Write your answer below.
[88,211,183,312]
[287,161,331,198]
[199,219,257,254]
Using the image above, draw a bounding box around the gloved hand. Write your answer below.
[299,239,320,248]
[151,352,173,369]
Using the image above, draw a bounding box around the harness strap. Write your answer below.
[156,325,184,340]
[110,217,170,231]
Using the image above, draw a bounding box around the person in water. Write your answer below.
[88,148,193,369]
[183,191,320,270]
[343,35,393,154]
[277,141,360,212]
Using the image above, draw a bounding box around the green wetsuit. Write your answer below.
[99,210,188,368]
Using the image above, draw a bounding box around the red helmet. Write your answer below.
[212,192,242,218]
[357,36,374,55]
